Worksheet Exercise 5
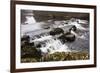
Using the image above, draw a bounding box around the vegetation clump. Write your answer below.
[21,45,89,63]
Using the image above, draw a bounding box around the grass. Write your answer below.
[21,51,89,63]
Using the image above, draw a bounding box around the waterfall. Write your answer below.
[38,38,71,54]
[31,34,71,54]
[21,18,89,54]
[25,16,36,24]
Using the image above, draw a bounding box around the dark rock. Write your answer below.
[21,35,30,41]
[36,43,41,48]
[35,35,41,38]
[29,42,34,46]
[49,31,55,35]
[21,46,42,59]
[21,35,30,48]
[65,34,75,42]
[58,33,76,43]
[69,25,77,31]
[50,28,64,35]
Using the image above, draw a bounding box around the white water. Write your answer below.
[21,18,89,54]
[30,35,52,43]
[37,37,71,54]
[69,22,87,30]
[70,30,89,40]
[29,34,71,54]
[71,30,79,37]
[25,16,36,24]
[78,19,88,24]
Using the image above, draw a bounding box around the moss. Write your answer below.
[21,43,89,63]
[21,45,42,60]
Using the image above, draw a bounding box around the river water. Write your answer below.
[21,16,89,54]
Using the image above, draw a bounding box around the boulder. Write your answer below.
[21,35,30,48]
[58,33,76,43]
[50,28,64,35]
[69,25,77,31]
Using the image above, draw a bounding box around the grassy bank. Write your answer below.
[21,51,89,63]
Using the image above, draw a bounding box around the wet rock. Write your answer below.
[69,25,77,31]
[49,31,55,35]
[50,28,64,35]
[21,35,30,48]
[65,34,75,42]
[58,33,76,43]
[29,42,34,46]
[35,43,41,48]
[21,35,30,42]
[21,46,42,59]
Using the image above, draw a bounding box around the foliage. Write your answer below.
[21,48,89,63]
[40,52,89,62]
[21,45,42,61]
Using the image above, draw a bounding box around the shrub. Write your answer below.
[21,45,42,60]
[21,46,89,63]
[40,52,89,61]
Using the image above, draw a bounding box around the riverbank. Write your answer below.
[21,51,89,63]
